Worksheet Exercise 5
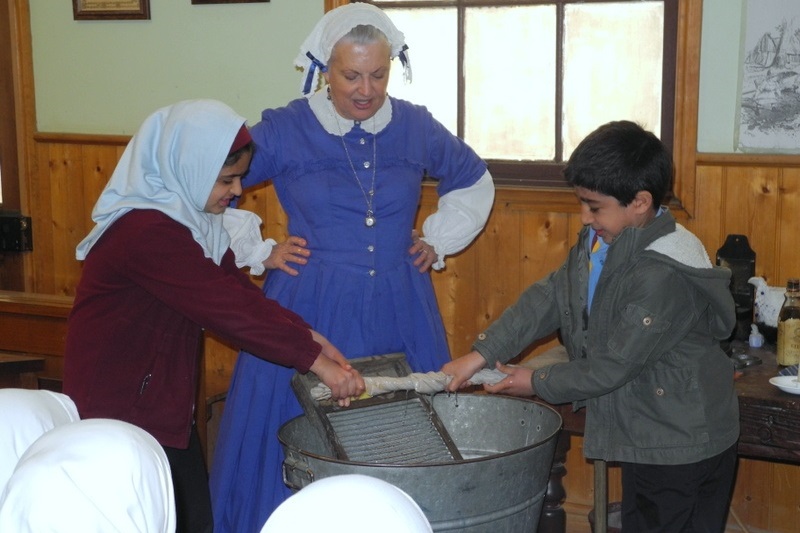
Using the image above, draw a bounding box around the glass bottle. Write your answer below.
[777,278,800,367]
[715,234,756,342]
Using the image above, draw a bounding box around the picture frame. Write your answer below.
[735,0,800,153]
[191,1,269,4]
[72,0,151,21]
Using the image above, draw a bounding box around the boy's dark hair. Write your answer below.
[563,120,673,209]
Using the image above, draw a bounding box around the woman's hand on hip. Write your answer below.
[409,230,437,272]
[264,236,310,276]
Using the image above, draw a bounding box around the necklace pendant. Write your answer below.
[365,214,376,227]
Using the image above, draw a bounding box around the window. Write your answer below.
[362,0,678,187]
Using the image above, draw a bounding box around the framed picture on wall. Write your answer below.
[736,0,800,153]
[191,1,269,4]
[72,0,150,20]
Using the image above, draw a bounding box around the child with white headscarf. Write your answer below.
[0,418,175,533]
[0,388,79,495]
[64,99,363,533]
[261,475,432,533]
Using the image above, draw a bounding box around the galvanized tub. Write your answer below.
[279,393,562,532]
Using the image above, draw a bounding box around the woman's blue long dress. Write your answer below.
[210,96,486,533]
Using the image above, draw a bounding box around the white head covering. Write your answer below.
[0,418,176,533]
[260,474,433,533]
[75,99,247,265]
[295,3,411,97]
[0,389,79,495]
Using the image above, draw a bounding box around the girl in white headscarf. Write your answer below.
[0,388,79,495]
[261,475,433,533]
[63,99,363,533]
[0,418,175,533]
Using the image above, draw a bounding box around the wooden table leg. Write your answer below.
[593,459,608,533]
[537,429,570,533]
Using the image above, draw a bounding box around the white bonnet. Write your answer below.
[261,474,432,533]
[294,3,411,97]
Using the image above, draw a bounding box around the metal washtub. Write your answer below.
[280,354,563,532]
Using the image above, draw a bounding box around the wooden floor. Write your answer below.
[565,516,593,533]
[563,506,768,533]
[564,504,597,533]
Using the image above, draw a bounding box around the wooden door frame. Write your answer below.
[1,0,36,290]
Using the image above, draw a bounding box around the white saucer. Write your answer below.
[769,375,800,395]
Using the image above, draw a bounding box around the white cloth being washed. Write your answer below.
[310,368,509,401]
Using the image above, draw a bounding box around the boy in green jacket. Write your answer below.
[444,120,739,532]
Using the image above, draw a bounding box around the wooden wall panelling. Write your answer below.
[433,232,480,359]
[476,202,524,335]
[686,165,724,261]
[777,168,800,284]
[724,166,780,283]
[519,211,571,288]
[518,210,575,356]
[29,142,56,293]
[49,142,85,295]
[417,188,476,359]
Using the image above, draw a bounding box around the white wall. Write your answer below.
[29,0,322,135]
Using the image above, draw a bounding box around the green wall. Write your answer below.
[29,0,744,152]
[698,0,745,153]
[29,0,322,134]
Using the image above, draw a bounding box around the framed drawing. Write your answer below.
[192,1,269,4]
[736,0,800,153]
[72,0,150,20]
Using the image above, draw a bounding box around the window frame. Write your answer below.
[356,0,679,188]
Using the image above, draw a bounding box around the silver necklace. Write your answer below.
[330,101,377,228]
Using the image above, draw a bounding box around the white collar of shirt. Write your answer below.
[308,89,392,136]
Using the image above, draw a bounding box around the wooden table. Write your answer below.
[732,344,800,463]
[0,352,46,389]
[536,342,800,533]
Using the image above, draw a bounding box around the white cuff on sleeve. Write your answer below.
[222,208,275,276]
[421,171,494,270]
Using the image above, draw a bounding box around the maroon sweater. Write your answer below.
[64,210,320,448]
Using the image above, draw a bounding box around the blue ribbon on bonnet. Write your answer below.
[398,44,412,83]
[302,52,328,96]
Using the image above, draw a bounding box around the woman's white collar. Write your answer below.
[309,89,392,135]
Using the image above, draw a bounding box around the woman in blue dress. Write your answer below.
[210,4,494,532]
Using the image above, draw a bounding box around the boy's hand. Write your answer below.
[483,361,535,397]
[442,351,488,392]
